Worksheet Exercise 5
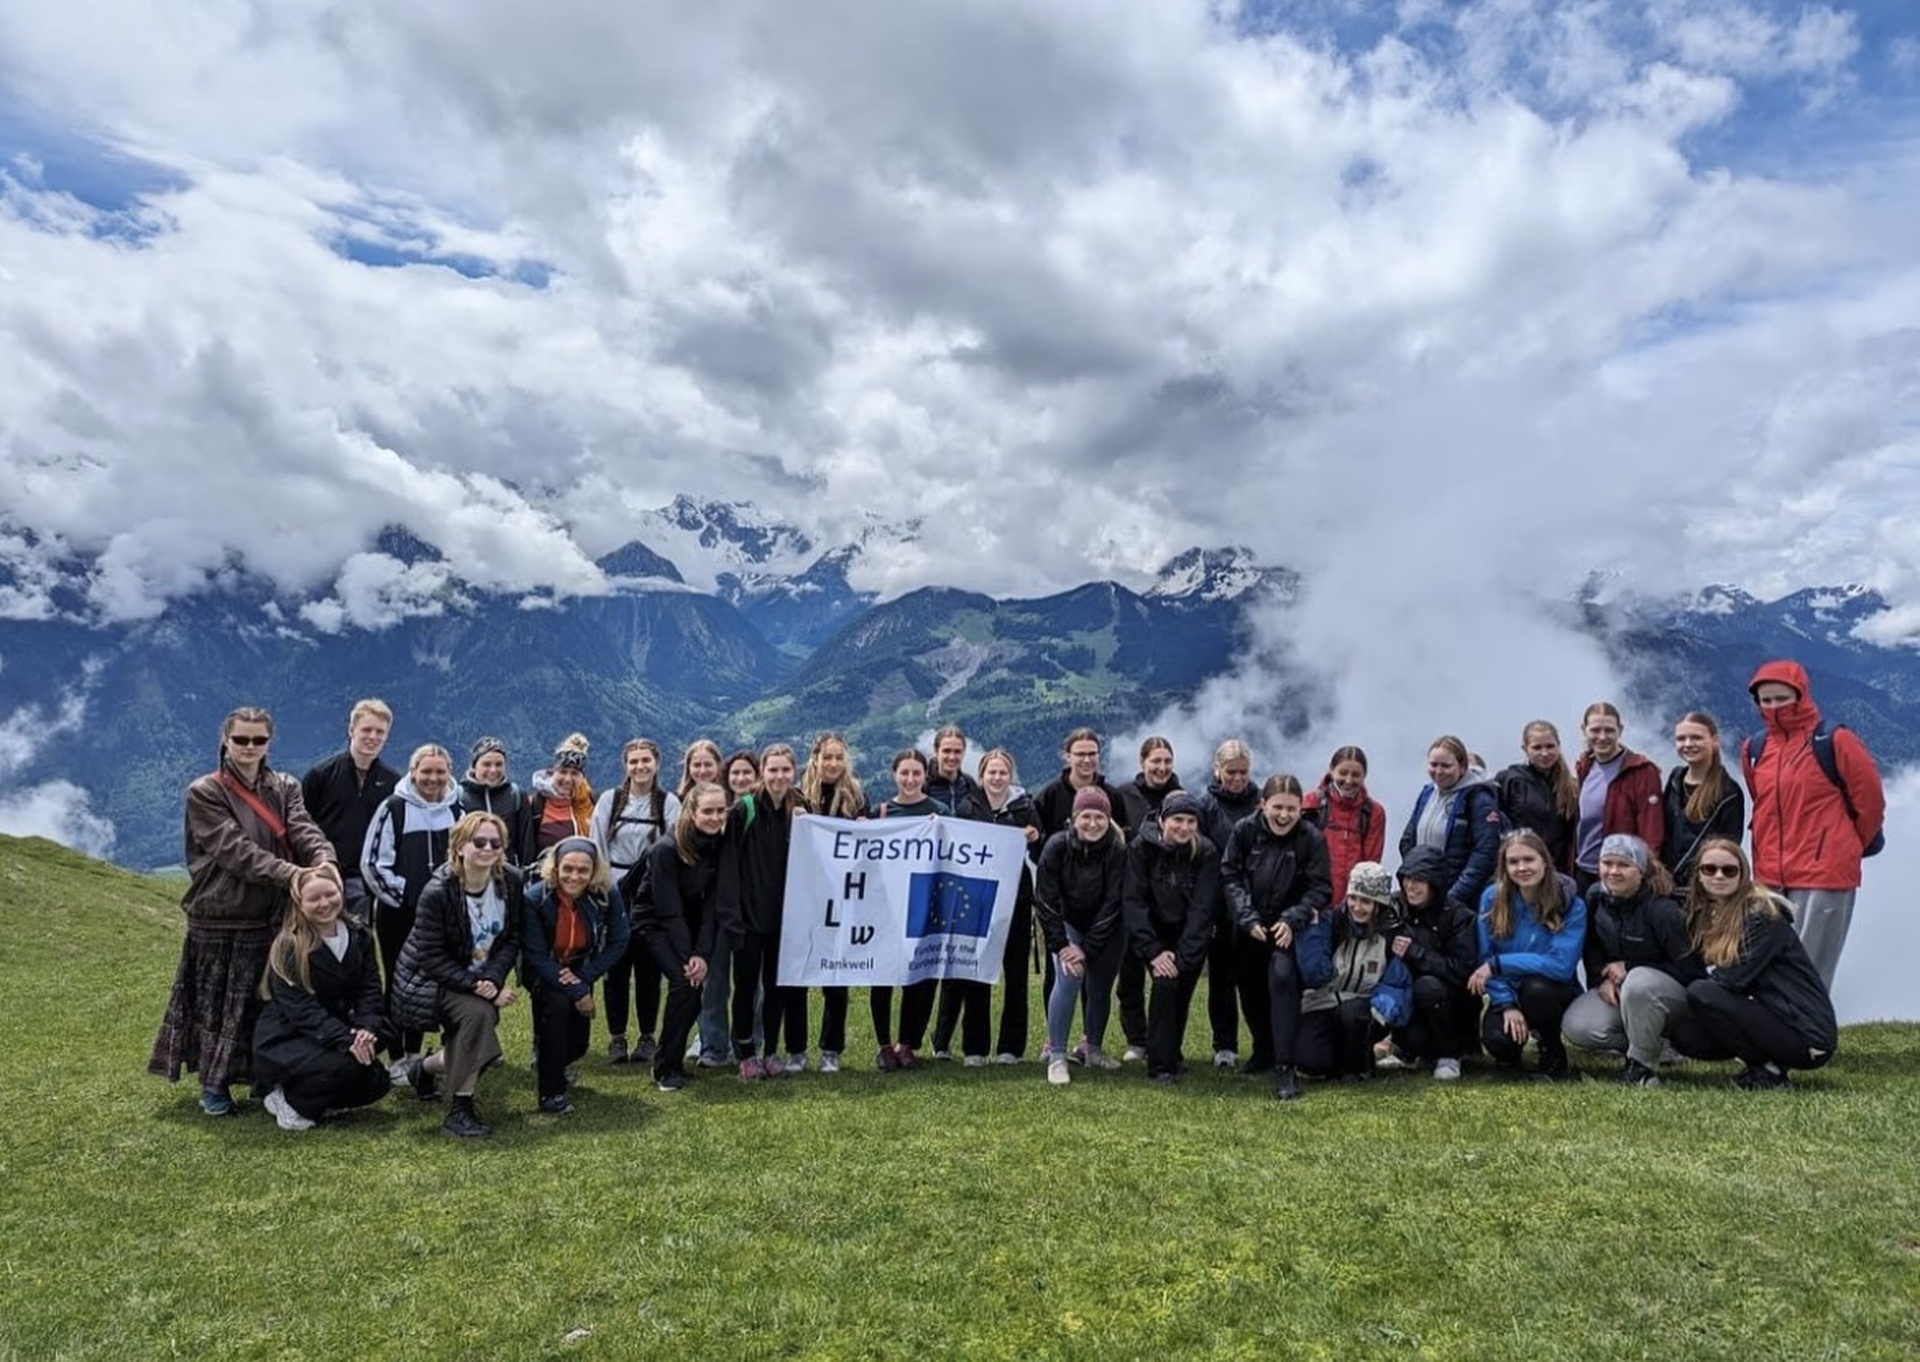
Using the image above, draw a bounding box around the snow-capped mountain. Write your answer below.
[1148,547,1300,605]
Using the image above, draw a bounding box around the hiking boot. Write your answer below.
[1046,1058,1071,1086]
[607,1035,629,1065]
[876,1047,900,1073]
[407,1055,441,1102]
[655,1071,686,1093]
[1621,1059,1660,1088]
[444,1098,491,1139]
[634,1035,659,1064]
[1273,1066,1301,1101]
[263,1087,315,1131]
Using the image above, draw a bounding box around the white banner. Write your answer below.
[778,815,1029,987]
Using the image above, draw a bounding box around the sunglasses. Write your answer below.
[227,735,270,747]
[1696,863,1742,878]
[468,837,504,850]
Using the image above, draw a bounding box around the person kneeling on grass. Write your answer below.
[391,812,523,1139]
[523,837,630,1116]
[1682,838,1838,1091]
[1121,791,1218,1086]
[1296,863,1402,1084]
[1560,835,1703,1088]
[1380,847,1477,1082]
[1468,830,1586,1082]
[254,865,395,1131]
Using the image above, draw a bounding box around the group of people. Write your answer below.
[147,658,1884,1134]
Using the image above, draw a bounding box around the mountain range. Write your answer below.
[1,497,1914,871]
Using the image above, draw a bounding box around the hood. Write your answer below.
[460,776,517,803]
[1749,658,1823,739]
[1396,846,1450,897]
[1133,771,1183,796]
[531,768,596,817]
[395,773,459,812]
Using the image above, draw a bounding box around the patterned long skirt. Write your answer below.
[148,918,275,1092]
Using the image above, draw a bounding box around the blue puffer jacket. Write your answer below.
[1475,875,1586,1008]
[1398,778,1506,908]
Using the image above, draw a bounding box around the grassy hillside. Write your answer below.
[3,834,1917,1360]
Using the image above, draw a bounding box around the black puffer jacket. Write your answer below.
[1495,762,1575,871]
[1704,899,1838,1054]
[1221,814,1332,937]
[1660,767,1746,886]
[1390,846,1477,987]
[1034,827,1126,956]
[634,832,723,975]
[1122,824,1217,973]
[1584,883,1702,986]
[390,865,525,1032]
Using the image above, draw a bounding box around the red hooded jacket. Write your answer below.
[1739,660,1886,890]
[1302,780,1386,906]
[1571,748,1665,863]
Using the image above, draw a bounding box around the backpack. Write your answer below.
[1307,781,1372,848]
[1742,723,1884,857]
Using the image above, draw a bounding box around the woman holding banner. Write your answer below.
[798,733,869,1074]
[870,749,950,1071]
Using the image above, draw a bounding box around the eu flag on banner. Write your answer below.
[905,872,997,939]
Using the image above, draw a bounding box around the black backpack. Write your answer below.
[1307,780,1372,847]
[1742,722,1884,857]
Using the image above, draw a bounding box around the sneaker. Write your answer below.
[963,1054,988,1068]
[655,1071,686,1093]
[608,1035,629,1065]
[739,1057,766,1082]
[1735,1064,1791,1091]
[1528,1058,1576,1083]
[893,1045,920,1070]
[198,1087,237,1117]
[1122,1045,1148,1063]
[782,1052,807,1075]
[1273,1066,1302,1101]
[1432,1058,1462,1082]
[1658,1043,1686,1067]
[696,1053,732,1069]
[635,1035,659,1064]
[1046,1058,1071,1086]
[685,1040,701,1062]
[443,1099,491,1139]
[406,1055,441,1103]
[1375,1045,1412,1072]
[388,1057,414,1084]
[263,1087,315,1131]
[995,1052,1020,1065]
[538,1094,574,1115]
[819,1051,842,1075]
[1212,1049,1238,1070]
[876,1047,901,1073]
[1151,1072,1177,1087]
[932,1049,955,1062]
[1084,1046,1121,1072]
[1620,1059,1660,1088]
[1069,1039,1090,1066]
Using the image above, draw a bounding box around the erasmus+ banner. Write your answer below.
[778,816,1030,987]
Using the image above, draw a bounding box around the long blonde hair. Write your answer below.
[1486,829,1568,940]
[800,732,866,818]
[261,864,345,999]
[1684,838,1780,967]
[1520,720,1580,819]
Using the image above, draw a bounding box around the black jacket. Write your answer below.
[715,792,799,939]
[926,770,981,815]
[1221,815,1332,936]
[1390,846,1477,987]
[1123,825,1217,973]
[1661,767,1746,886]
[390,865,525,1032]
[1495,763,1575,872]
[1034,828,1126,956]
[1706,901,1838,1054]
[634,833,723,975]
[1584,884,1702,987]
[300,750,399,876]
[1033,771,1132,839]
[522,880,632,1002]
[253,922,394,1083]
[1116,772,1183,836]
[1194,781,1261,880]
[456,777,525,864]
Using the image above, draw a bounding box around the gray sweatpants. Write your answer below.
[1562,968,1692,1067]
[1769,887,1855,990]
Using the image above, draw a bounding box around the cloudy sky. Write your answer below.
[2,0,1918,619]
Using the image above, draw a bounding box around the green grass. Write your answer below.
[3,832,1918,1360]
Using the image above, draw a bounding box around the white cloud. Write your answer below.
[0,0,1913,622]
[1833,766,1920,1021]
[0,779,116,859]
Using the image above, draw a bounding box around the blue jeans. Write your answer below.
[698,933,759,1061]
[1045,926,1121,1055]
